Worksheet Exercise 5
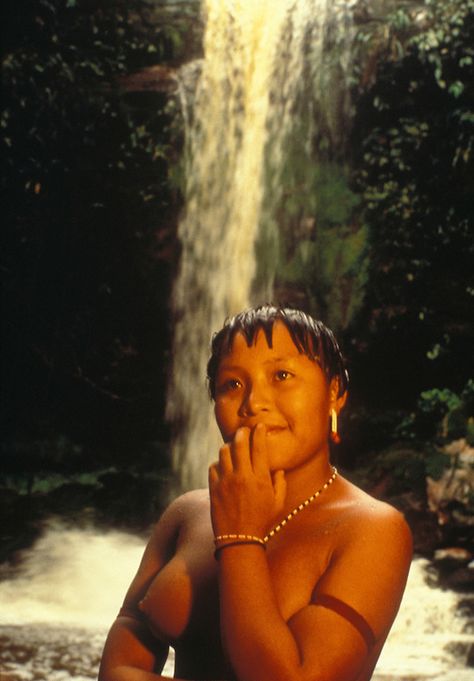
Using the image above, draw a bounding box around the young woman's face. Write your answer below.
[214,322,335,472]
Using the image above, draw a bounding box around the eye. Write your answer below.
[217,378,242,394]
[274,370,292,382]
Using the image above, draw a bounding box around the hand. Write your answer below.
[208,424,287,539]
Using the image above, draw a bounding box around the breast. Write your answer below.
[268,530,334,620]
[137,507,335,646]
[138,540,220,644]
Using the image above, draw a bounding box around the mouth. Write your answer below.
[257,424,287,435]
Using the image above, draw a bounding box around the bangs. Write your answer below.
[207,305,348,400]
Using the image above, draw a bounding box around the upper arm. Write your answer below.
[288,507,412,681]
[99,495,190,680]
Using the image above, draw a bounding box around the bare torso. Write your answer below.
[137,478,393,680]
[99,321,412,681]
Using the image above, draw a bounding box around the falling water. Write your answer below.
[168,0,356,490]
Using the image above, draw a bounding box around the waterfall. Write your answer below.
[168,0,356,490]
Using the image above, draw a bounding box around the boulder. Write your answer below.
[426,439,474,515]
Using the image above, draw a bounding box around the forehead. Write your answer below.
[219,322,304,365]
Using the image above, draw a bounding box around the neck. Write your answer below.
[279,449,334,513]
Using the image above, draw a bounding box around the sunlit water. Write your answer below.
[168,0,356,490]
[0,525,472,680]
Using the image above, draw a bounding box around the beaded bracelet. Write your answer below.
[214,533,266,546]
[214,534,266,560]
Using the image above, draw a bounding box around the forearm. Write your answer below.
[101,666,213,681]
[100,667,171,681]
[98,619,173,681]
[217,545,302,681]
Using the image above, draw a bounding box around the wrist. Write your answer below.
[214,533,266,560]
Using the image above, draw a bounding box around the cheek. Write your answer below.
[284,392,329,431]
[214,400,236,438]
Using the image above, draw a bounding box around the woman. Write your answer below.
[99,305,412,681]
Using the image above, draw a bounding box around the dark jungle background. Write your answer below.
[1,0,473,590]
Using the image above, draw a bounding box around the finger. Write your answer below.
[250,423,270,477]
[230,427,252,473]
[208,462,219,488]
[218,443,233,476]
[272,469,287,512]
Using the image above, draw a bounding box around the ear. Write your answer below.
[329,379,348,414]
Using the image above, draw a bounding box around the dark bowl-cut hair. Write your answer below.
[207,305,349,400]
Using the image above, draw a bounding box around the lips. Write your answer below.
[265,426,286,434]
[244,422,287,433]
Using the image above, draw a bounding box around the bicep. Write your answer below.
[288,510,412,681]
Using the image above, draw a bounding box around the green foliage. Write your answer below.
[348,375,473,498]
[350,0,474,404]
[395,381,472,441]
[418,388,462,420]
[0,0,189,467]
[274,161,368,332]
[374,446,428,493]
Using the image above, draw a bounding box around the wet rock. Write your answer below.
[434,547,473,562]
[48,482,97,514]
[467,642,474,667]
[399,506,442,555]
[458,598,474,637]
[432,543,474,591]
[440,566,474,592]
[427,439,474,516]
[444,640,473,665]
[118,65,179,94]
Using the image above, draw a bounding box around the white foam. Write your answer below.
[0,528,471,679]
[0,523,145,628]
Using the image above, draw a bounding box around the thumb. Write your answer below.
[272,469,287,512]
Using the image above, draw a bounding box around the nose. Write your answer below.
[239,378,271,417]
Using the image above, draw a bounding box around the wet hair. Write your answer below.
[207,304,348,399]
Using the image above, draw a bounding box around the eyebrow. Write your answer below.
[216,364,242,373]
[263,356,297,364]
[218,356,297,372]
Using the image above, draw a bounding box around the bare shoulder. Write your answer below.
[148,488,211,547]
[155,487,210,530]
[120,489,211,609]
[313,476,413,641]
[330,475,413,572]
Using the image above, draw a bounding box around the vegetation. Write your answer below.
[349,0,474,408]
[0,0,472,551]
[1,0,200,542]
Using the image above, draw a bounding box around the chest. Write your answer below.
[139,517,338,645]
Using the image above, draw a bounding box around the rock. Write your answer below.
[403,508,443,556]
[434,547,473,562]
[445,438,470,456]
[457,597,474,633]
[437,565,474,592]
[118,65,178,94]
[426,439,474,515]
[467,642,474,667]
[432,544,474,591]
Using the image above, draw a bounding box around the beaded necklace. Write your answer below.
[213,466,339,558]
[263,466,338,543]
